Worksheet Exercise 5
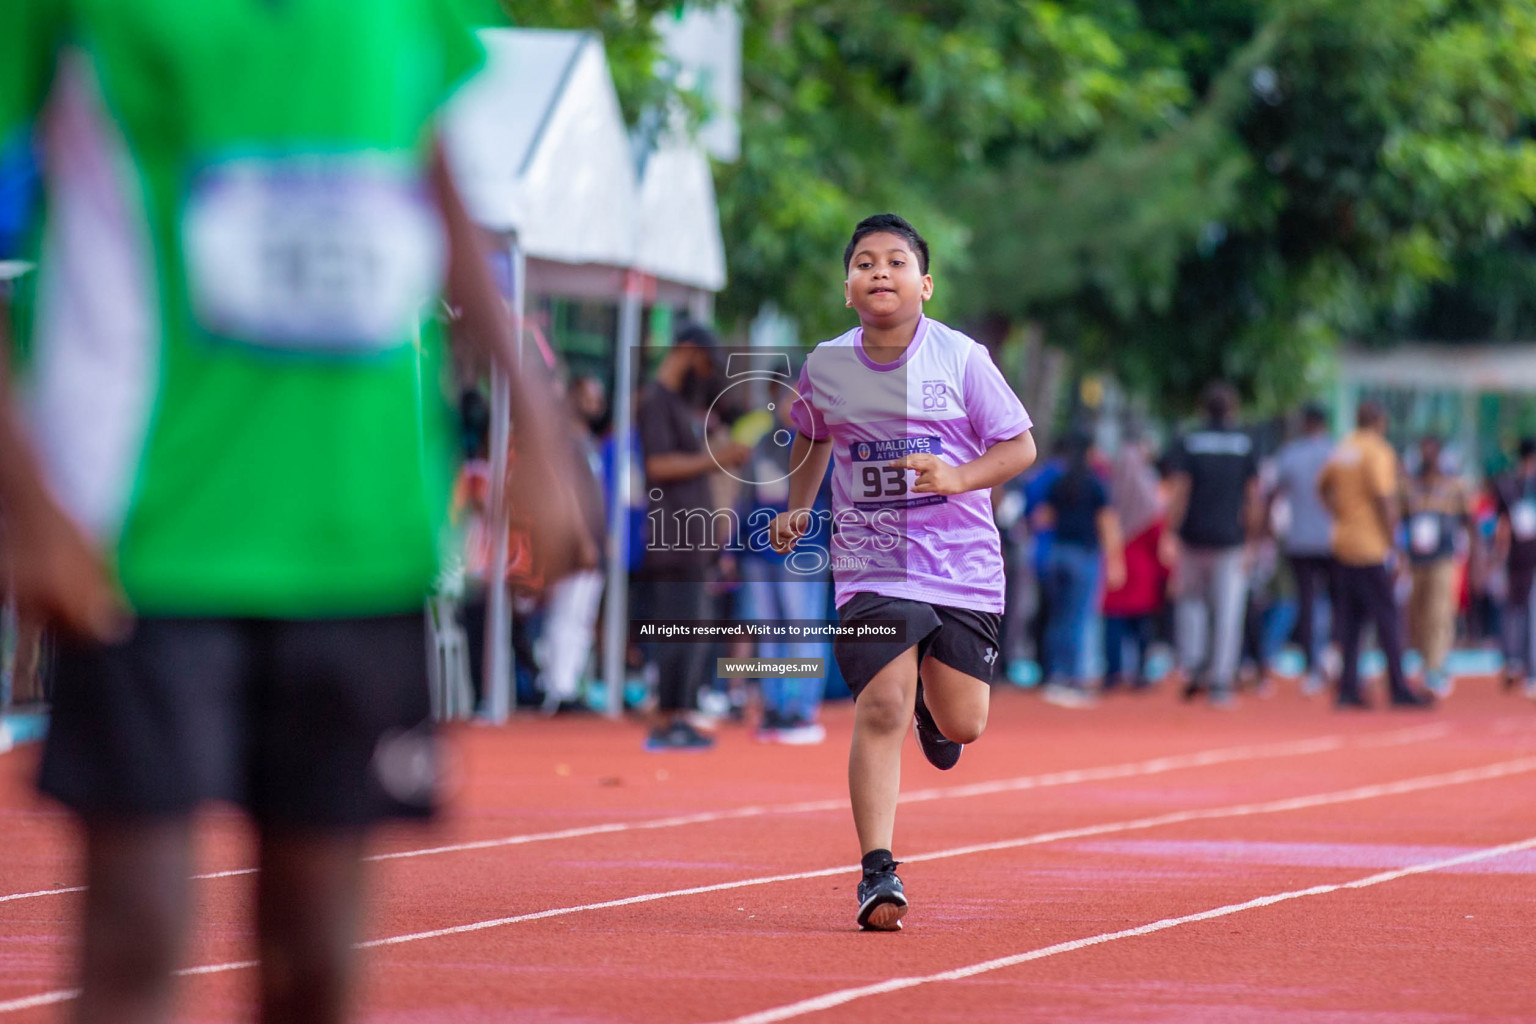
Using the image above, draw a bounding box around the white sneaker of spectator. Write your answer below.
[1040,682,1097,709]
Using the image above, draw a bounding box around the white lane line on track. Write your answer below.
[0,884,84,905]
[0,728,1430,905]
[711,833,1536,1024]
[4,751,1529,1016]
[1351,722,1451,747]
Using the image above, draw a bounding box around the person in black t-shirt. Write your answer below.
[634,325,750,750]
[1162,382,1260,707]
[1495,437,1536,696]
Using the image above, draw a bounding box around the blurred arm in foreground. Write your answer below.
[0,327,126,640]
[432,138,598,582]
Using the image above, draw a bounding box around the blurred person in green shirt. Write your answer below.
[0,2,592,1020]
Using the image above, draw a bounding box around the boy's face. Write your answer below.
[844,231,933,326]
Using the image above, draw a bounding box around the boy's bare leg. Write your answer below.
[917,657,990,745]
[256,828,368,1024]
[848,647,919,854]
[75,820,194,1024]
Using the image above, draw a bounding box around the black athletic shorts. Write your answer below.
[39,614,437,828]
[833,592,1002,699]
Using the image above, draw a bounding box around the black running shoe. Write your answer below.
[856,863,908,931]
[643,720,716,752]
[913,684,962,771]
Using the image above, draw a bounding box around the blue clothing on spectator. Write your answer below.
[601,433,647,572]
[1023,458,1066,572]
[0,136,39,259]
[1045,472,1108,549]
[1273,434,1335,557]
[1044,541,1101,683]
[737,427,831,720]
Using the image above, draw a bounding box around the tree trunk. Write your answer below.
[1017,321,1067,456]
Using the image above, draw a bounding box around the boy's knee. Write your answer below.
[944,716,986,745]
[856,690,910,734]
[934,707,987,745]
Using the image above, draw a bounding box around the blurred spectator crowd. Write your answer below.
[11,329,1536,744]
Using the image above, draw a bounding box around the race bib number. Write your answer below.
[1409,513,1441,555]
[182,154,444,353]
[1513,500,1536,541]
[848,437,948,510]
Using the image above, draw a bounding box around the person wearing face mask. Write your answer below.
[634,324,750,750]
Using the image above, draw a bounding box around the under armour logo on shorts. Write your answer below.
[983,647,998,666]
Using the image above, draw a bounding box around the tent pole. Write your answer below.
[688,288,713,326]
[485,235,524,724]
[603,271,643,719]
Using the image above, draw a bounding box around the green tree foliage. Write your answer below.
[983,0,1536,412]
[499,0,713,127]
[715,0,1189,339]
[503,0,1536,414]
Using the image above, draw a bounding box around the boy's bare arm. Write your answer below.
[890,430,1037,496]
[786,433,833,511]
[769,433,833,553]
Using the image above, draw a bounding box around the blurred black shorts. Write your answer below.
[833,592,1002,699]
[39,614,437,828]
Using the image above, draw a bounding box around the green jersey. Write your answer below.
[0,0,483,617]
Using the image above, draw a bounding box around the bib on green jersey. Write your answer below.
[0,0,483,616]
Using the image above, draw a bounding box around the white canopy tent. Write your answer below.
[1341,343,1536,394]
[446,28,725,299]
[443,27,727,720]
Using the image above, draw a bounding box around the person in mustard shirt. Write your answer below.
[1317,403,1435,709]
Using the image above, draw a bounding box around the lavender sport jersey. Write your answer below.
[790,316,1032,613]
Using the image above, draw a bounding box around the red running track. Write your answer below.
[2,678,1536,1022]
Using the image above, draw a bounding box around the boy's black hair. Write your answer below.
[844,213,930,274]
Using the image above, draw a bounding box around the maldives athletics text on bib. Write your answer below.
[848,437,948,511]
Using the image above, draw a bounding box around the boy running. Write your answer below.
[771,214,1036,930]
